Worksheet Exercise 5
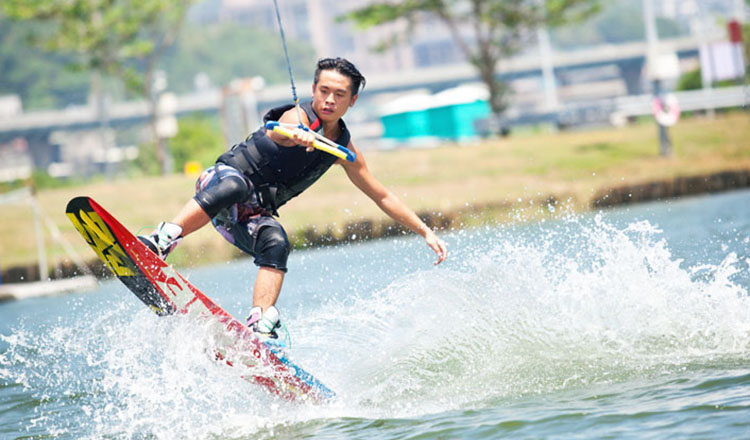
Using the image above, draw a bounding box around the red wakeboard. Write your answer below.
[66,196,334,403]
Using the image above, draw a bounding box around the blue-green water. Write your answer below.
[1,189,749,439]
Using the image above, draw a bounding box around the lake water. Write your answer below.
[1,189,749,439]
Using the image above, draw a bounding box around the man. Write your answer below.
[140,57,447,339]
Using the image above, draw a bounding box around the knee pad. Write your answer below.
[194,175,250,218]
[254,225,290,272]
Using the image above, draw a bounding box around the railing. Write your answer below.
[475,85,749,133]
[613,85,750,117]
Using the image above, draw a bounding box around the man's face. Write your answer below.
[312,69,358,124]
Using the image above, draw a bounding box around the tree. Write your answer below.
[1,0,195,174]
[0,17,318,110]
[342,0,600,122]
[0,17,90,110]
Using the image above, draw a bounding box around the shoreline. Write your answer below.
[2,168,748,287]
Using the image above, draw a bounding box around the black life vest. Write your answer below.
[216,100,351,214]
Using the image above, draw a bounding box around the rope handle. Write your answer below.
[270,0,356,163]
[265,121,357,162]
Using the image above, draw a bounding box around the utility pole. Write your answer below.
[92,72,113,177]
[536,0,559,126]
[30,190,48,281]
[643,0,672,156]
[538,25,560,113]
[695,1,717,118]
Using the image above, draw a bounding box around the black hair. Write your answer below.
[313,57,366,96]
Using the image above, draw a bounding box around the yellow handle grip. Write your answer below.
[271,126,352,162]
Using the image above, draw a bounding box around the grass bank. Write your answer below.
[2,112,749,275]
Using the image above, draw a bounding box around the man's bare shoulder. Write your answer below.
[278,106,310,126]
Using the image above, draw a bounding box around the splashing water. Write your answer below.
[1,211,749,438]
[307,215,749,417]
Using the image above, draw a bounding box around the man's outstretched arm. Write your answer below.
[339,144,447,265]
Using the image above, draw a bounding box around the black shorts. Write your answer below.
[194,164,290,271]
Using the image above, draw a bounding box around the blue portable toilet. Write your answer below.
[428,85,490,140]
[379,85,490,142]
[379,93,435,141]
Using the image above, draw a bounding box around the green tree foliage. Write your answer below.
[342,0,601,118]
[1,0,193,95]
[1,0,196,175]
[0,17,316,109]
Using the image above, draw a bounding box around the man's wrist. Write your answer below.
[420,226,435,239]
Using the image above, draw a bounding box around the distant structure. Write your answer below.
[0,0,746,180]
[658,0,747,34]
[213,0,740,75]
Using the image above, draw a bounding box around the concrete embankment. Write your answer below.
[591,169,750,208]
[0,276,98,302]
[2,168,749,291]
[294,169,750,249]
[1,258,111,285]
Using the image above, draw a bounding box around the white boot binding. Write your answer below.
[247,305,281,338]
[138,222,183,259]
[246,306,292,350]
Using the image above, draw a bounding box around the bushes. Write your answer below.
[677,67,745,92]
[676,68,702,91]
[168,114,226,173]
[130,113,226,176]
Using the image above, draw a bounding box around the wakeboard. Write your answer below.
[65,196,334,403]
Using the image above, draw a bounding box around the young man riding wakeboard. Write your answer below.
[139,57,448,339]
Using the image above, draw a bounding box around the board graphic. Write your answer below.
[66,196,334,402]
